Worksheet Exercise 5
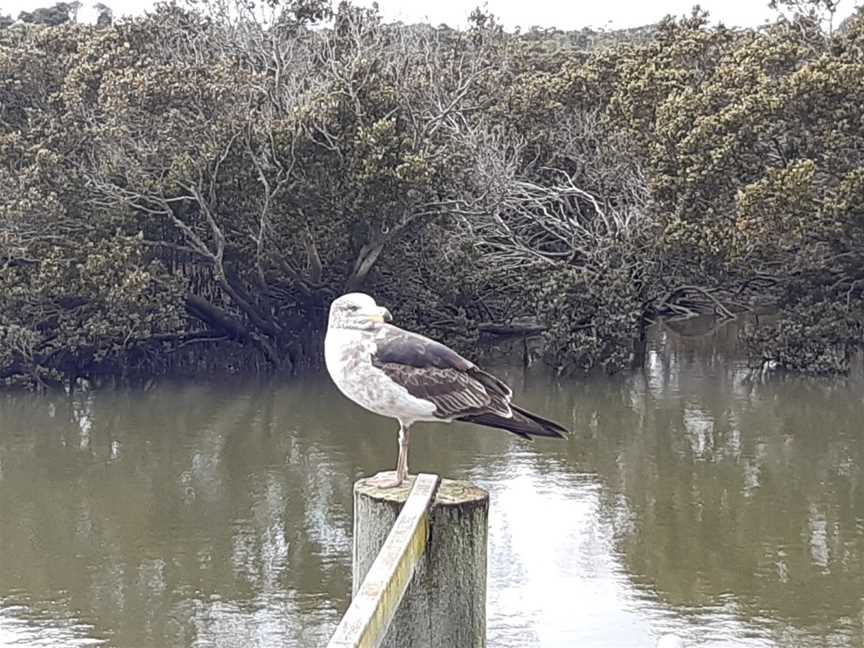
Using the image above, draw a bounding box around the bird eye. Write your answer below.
[347,304,359,312]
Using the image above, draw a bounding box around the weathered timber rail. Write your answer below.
[328,473,489,648]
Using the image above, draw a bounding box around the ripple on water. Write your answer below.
[0,596,107,648]
[2,347,864,647]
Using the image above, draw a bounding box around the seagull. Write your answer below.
[324,292,567,488]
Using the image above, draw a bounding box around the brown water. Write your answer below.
[1,319,863,647]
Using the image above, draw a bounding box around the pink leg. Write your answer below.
[368,422,410,489]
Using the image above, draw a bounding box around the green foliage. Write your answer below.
[2,2,864,385]
[743,299,862,373]
[18,2,77,26]
[0,237,184,383]
[539,266,644,375]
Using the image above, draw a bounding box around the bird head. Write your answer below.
[328,293,393,331]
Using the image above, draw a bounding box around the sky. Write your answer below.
[1,0,859,30]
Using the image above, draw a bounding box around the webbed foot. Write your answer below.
[367,470,406,489]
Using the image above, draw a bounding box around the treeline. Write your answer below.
[1,2,113,28]
[1,0,863,387]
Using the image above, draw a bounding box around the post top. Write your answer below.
[355,473,488,506]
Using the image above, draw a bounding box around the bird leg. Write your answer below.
[369,422,410,489]
[396,424,410,481]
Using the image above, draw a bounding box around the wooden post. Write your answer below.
[351,474,489,648]
[329,474,441,648]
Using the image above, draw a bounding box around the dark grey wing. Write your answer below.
[371,325,512,419]
[372,326,470,370]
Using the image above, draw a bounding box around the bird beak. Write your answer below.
[367,307,392,323]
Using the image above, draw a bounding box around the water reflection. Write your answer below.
[1,319,863,647]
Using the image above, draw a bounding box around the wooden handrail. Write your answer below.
[327,473,441,648]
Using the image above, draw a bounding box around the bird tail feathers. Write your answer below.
[457,405,568,440]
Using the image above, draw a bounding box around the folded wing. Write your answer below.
[371,326,566,439]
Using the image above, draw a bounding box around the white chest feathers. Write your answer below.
[324,327,436,423]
